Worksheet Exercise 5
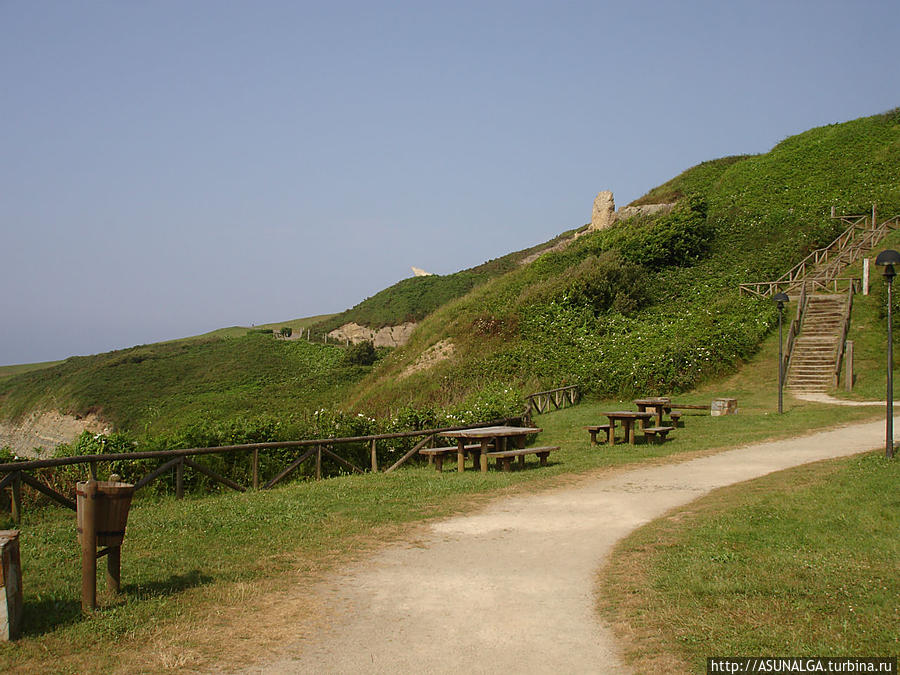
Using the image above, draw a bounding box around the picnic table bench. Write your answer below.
[642,426,675,443]
[485,446,559,471]
[585,424,612,446]
[438,426,543,472]
[419,444,483,472]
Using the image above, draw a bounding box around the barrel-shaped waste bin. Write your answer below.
[76,481,135,546]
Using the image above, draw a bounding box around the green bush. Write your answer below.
[345,341,377,366]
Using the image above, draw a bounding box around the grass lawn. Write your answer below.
[599,451,900,672]
[0,379,881,673]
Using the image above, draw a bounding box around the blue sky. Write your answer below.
[2,0,899,365]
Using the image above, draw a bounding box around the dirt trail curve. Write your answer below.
[233,418,891,674]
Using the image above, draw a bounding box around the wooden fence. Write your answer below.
[525,385,580,415]
[0,417,523,523]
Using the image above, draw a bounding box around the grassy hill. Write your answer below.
[308,231,580,337]
[0,334,365,435]
[1,108,898,436]
[347,109,900,413]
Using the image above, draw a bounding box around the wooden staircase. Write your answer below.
[784,295,848,393]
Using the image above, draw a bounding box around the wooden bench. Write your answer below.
[419,444,482,472]
[484,446,559,471]
[585,424,612,446]
[642,426,674,443]
[668,411,682,426]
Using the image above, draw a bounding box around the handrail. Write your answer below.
[739,207,900,298]
[832,283,856,388]
[782,285,807,377]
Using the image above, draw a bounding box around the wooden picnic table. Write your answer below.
[601,411,654,445]
[633,398,671,427]
[438,425,542,473]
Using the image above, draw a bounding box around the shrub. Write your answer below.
[345,341,377,366]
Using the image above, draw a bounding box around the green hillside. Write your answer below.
[0,334,366,435]
[1,109,898,435]
[347,109,900,413]
[309,231,580,336]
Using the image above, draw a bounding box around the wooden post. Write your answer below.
[106,546,121,595]
[0,531,23,641]
[81,479,97,612]
[370,439,378,472]
[9,474,21,525]
[316,445,322,480]
[252,448,259,490]
[175,457,184,499]
[845,340,854,391]
[89,461,98,480]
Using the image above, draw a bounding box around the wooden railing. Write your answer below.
[833,284,855,388]
[739,206,899,299]
[525,385,580,415]
[782,285,807,378]
[0,416,523,522]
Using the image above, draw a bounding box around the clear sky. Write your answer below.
[2,0,899,366]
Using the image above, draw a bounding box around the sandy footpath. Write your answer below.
[232,418,892,674]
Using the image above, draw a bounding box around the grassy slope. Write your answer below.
[599,453,899,671]
[0,335,367,435]
[347,110,900,414]
[0,360,63,380]
[309,230,581,335]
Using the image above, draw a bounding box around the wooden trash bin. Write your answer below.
[76,480,135,611]
[0,531,23,641]
[76,480,134,546]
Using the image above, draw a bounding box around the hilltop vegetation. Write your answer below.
[349,110,900,413]
[309,230,579,336]
[1,109,898,436]
[0,335,364,435]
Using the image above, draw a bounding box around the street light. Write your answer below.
[773,292,789,414]
[875,249,900,458]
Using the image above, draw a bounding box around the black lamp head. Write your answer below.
[772,292,789,309]
[876,249,900,281]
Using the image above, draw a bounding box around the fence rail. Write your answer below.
[525,385,580,415]
[0,417,523,522]
[739,206,899,299]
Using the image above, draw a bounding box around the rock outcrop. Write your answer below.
[590,191,617,231]
[0,411,109,458]
[327,322,416,348]
[617,202,676,220]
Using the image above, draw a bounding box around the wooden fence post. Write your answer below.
[80,479,97,612]
[252,448,259,490]
[316,445,322,480]
[9,474,22,525]
[370,439,378,472]
[845,340,854,391]
[175,457,184,499]
[106,546,121,595]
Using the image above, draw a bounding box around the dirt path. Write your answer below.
[233,418,891,674]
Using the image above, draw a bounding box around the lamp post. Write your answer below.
[773,292,789,414]
[875,249,900,458]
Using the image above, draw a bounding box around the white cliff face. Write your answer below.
[0,411,109,458]
[327,322,417,348]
